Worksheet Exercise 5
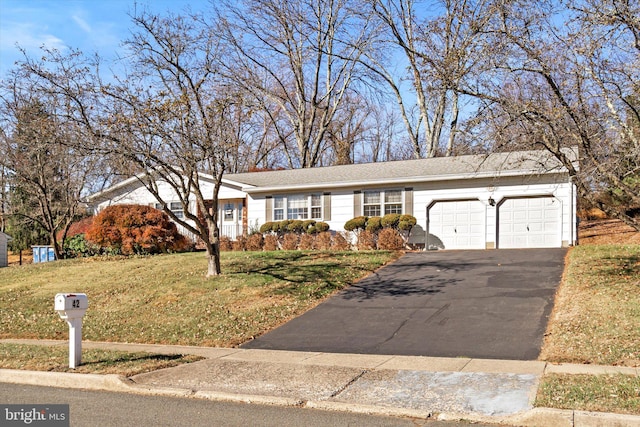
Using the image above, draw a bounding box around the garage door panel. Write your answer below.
[498,197,561,249]
[429,200,486,250]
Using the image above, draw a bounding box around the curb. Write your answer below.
[0,369,132,393]
[3,368,640,426]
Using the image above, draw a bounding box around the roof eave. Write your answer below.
[241,168,569,194]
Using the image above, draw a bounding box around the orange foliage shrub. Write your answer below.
[245,234,264,251]
[282,233,299,250]
[377,228,404,250]
[298,234,314,250]
[331,232,351,251]
[263,234,279,251]
[86,204,191,255]
[357,230,376,250]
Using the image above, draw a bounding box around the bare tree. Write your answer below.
[0,163,7,234]
[103,9,248,276]
[469,0,640,229]
[17,9,247,276]
[0,74,96,258]
[364,0,494,158]
[219,0,374,168]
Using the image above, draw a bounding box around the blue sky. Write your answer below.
[0,0,213,77]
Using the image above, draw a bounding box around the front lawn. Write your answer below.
[0,250,399,347]
[540,245,640,366]
[537,243,640,415]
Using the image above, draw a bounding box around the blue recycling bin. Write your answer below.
[32,246,56,263]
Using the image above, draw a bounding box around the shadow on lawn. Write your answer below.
[601,254,640,280]
[80,353,189,366]
[225,252,386,296]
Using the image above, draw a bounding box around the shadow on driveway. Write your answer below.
[242,248,567,360]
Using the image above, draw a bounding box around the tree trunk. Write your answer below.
[206,246,221,278]
[206,216,221,278]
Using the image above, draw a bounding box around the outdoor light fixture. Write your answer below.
[488,197,496,206]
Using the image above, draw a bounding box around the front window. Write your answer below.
[272,194,322,220]
[362,190,402,216]
[363,191,381,216]
[156,202,184,219]
[287,195,308,219]
[274,197,285,220]
[311,194,322,219]
[385,190,402,214]
[223,203,234,221]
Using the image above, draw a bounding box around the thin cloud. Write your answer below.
[72,14,92,34]
[0,21,66,51]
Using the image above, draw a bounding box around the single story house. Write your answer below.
[0,232,12,268]
[87,148,579,250]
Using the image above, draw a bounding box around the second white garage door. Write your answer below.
[498,197,561,248]
[428,200,486,250]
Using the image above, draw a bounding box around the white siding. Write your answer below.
[93,180,249,242]
[90,167,577,249]
[411,176,575,250]
[247,190,355,233]
[247,175,576,250]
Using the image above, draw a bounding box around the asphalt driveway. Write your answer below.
[242,248,567,360]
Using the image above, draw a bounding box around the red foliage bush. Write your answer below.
[357,230,376,250]
[298,234,314,250]
[67,216,94,237]
[245,233,264,251]
[86,204,191,255]
[331,232,351,251]
[377,228,404,250]
[281,233,299,250]
[263,234,278,251]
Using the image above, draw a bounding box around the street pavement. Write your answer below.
[2,339,640,426]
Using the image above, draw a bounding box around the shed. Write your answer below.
[0,232,12,268]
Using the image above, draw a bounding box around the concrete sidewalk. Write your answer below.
[1,339,639,427]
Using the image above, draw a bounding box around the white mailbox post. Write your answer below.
[54,293,88,369]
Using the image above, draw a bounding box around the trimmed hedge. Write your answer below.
[260,220,330,235]
[343,213,417,250]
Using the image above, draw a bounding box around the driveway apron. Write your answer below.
[242,248,567,360]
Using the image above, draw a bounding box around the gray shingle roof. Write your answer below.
[225,148,576,192]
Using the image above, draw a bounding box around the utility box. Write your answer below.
[54,293,88,368]
[32,246,56,263]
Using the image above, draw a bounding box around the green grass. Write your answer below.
[0,250,399,347]
[0,343,202,376]
[540,245,640,366]
[536,374,640,415]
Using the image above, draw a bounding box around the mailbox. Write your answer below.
[54,293,88,369]
[55,293,88,319]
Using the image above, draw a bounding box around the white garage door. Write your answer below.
[498,197,561,248]
[428,200,486,250]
